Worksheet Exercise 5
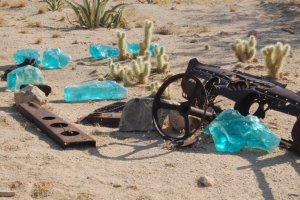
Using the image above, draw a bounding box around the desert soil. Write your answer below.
[0,0,299,199]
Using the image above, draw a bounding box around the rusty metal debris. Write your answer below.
[152,58,300,154]
[3,58,38,81]
[0,192,15,197]
[78,102,125,127]
[17,102,96,148]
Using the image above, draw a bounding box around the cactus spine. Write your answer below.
[139,20,153,55]
[132,57,151,84]
[230,35,257,63]
[108,58,125,81]
[117,31,131,60]
[154,45,170,73]
[122,68,135,87]
[262,42,290,79]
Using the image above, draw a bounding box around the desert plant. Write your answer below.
[122,68,135,86]
[154,45,170,73]
[132,57,151,84]
[262,42,290,79]
[108,58,125,81]
[230,35,257,63]
[117,31,131,60]
[43,0,64,11]
[149,81,170,99]
[139,20,153,55]
[65,0,126,29]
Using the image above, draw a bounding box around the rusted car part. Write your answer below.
[20,84,52,96]
[17,102,96,148]
[78,102,125,127]
[152,58,300,154]
[3,58,38,81]
[152,73,216,141]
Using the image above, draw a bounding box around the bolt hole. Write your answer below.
[50,123,68,128]
[61,131,80,136]
[43,116,56,120]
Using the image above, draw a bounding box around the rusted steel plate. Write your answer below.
[0,192,15,197]
[17,102,96,148]
[79,102,125,127]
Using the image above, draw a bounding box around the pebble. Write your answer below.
[198,176,215,187]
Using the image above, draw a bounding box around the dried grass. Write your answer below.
[27,22,41,28]
[52,33,61,38]
[155,26,173,35]
[19,29,27,34]
[34,38,42,44]
[0,1,9,7]
[58,16,65,22]
[9,0,28,9]
[0,16,5,27]
[37,5,47,14]
[31,181,51,199]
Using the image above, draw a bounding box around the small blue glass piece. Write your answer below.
[42,48,71,69]
[89,45,119,59]
[13,49,41,65]
[64,80,128,102]
[204,109,281,153]
[7,65,45,91]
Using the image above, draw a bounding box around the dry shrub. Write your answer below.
[52,33,61,38]
[37,5,47,14]
[27,22,41,28]
[9,0,28,9]
[19,29,27,34]
[0,1,9,7]
[31,181,51,198]
[58,16,65,22]
[34,38,42,44]
[155,26,173,35]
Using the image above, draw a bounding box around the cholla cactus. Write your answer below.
[143,50,151,63]
[139,20,153,55]
[262,42,290,79]
[154,45,170,73]
[149,81,171,99]
[108,58,125,81]
[132,57,151,84]
[230,35,257,62]
[117,31,131,60]
[122,68,135,87]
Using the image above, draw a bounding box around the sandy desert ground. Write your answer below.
[0,0,299,199]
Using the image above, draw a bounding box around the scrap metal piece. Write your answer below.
[79,102,125,127]
[17,102,96,148]
[0,192,15,197]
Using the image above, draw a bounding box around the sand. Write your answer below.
[0,0,299,199]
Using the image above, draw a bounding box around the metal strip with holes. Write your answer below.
[17,102,96,148]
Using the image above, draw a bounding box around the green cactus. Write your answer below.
[117,31,131,60]
[230,35,257,63]
[132,57,151,84]
[122,68,135,87]
[154,45,170,73]
[139,20,153,55]
[149,81,171,99]
[108,58,125,81]
[262,42,290,79]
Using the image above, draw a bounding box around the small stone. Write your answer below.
[42,48,71,69]
[14,85,47,105]
[64,80,128,102]
[190,39,198,43]
[288,192,299,197]
[198,176,215,187]
[13,49,40,65]
[7,65,45,91]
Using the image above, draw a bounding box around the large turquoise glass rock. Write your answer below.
[13,49,41,65]
[89,45,119,59]
[42,48,71,69]
[64,80,128,102]
[204,109,281,153]
[7,65,45,91]
[89,43,158,59]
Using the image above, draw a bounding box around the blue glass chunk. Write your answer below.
[204,109,281,153]
[89,45,119,59]
[42,48,71,69]
[7,65,45,91]
[128,43,157,57]
[64,80,128,102]
[13,49,41,65]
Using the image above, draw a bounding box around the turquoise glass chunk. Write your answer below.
[13,49,40,65]
[42,48,71,69]
[204,109,281,153]
[64,80,128,102]
[7,65,45,91]
[128,43,157,56]
[89,45,119,59]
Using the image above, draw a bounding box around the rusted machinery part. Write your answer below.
[20,84,52,96]
[291,118,300,154]
[17,102,96,148]
[78,102,126,127]
[152,73,215,141]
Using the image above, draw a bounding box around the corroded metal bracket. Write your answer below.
[17,102,96,148]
